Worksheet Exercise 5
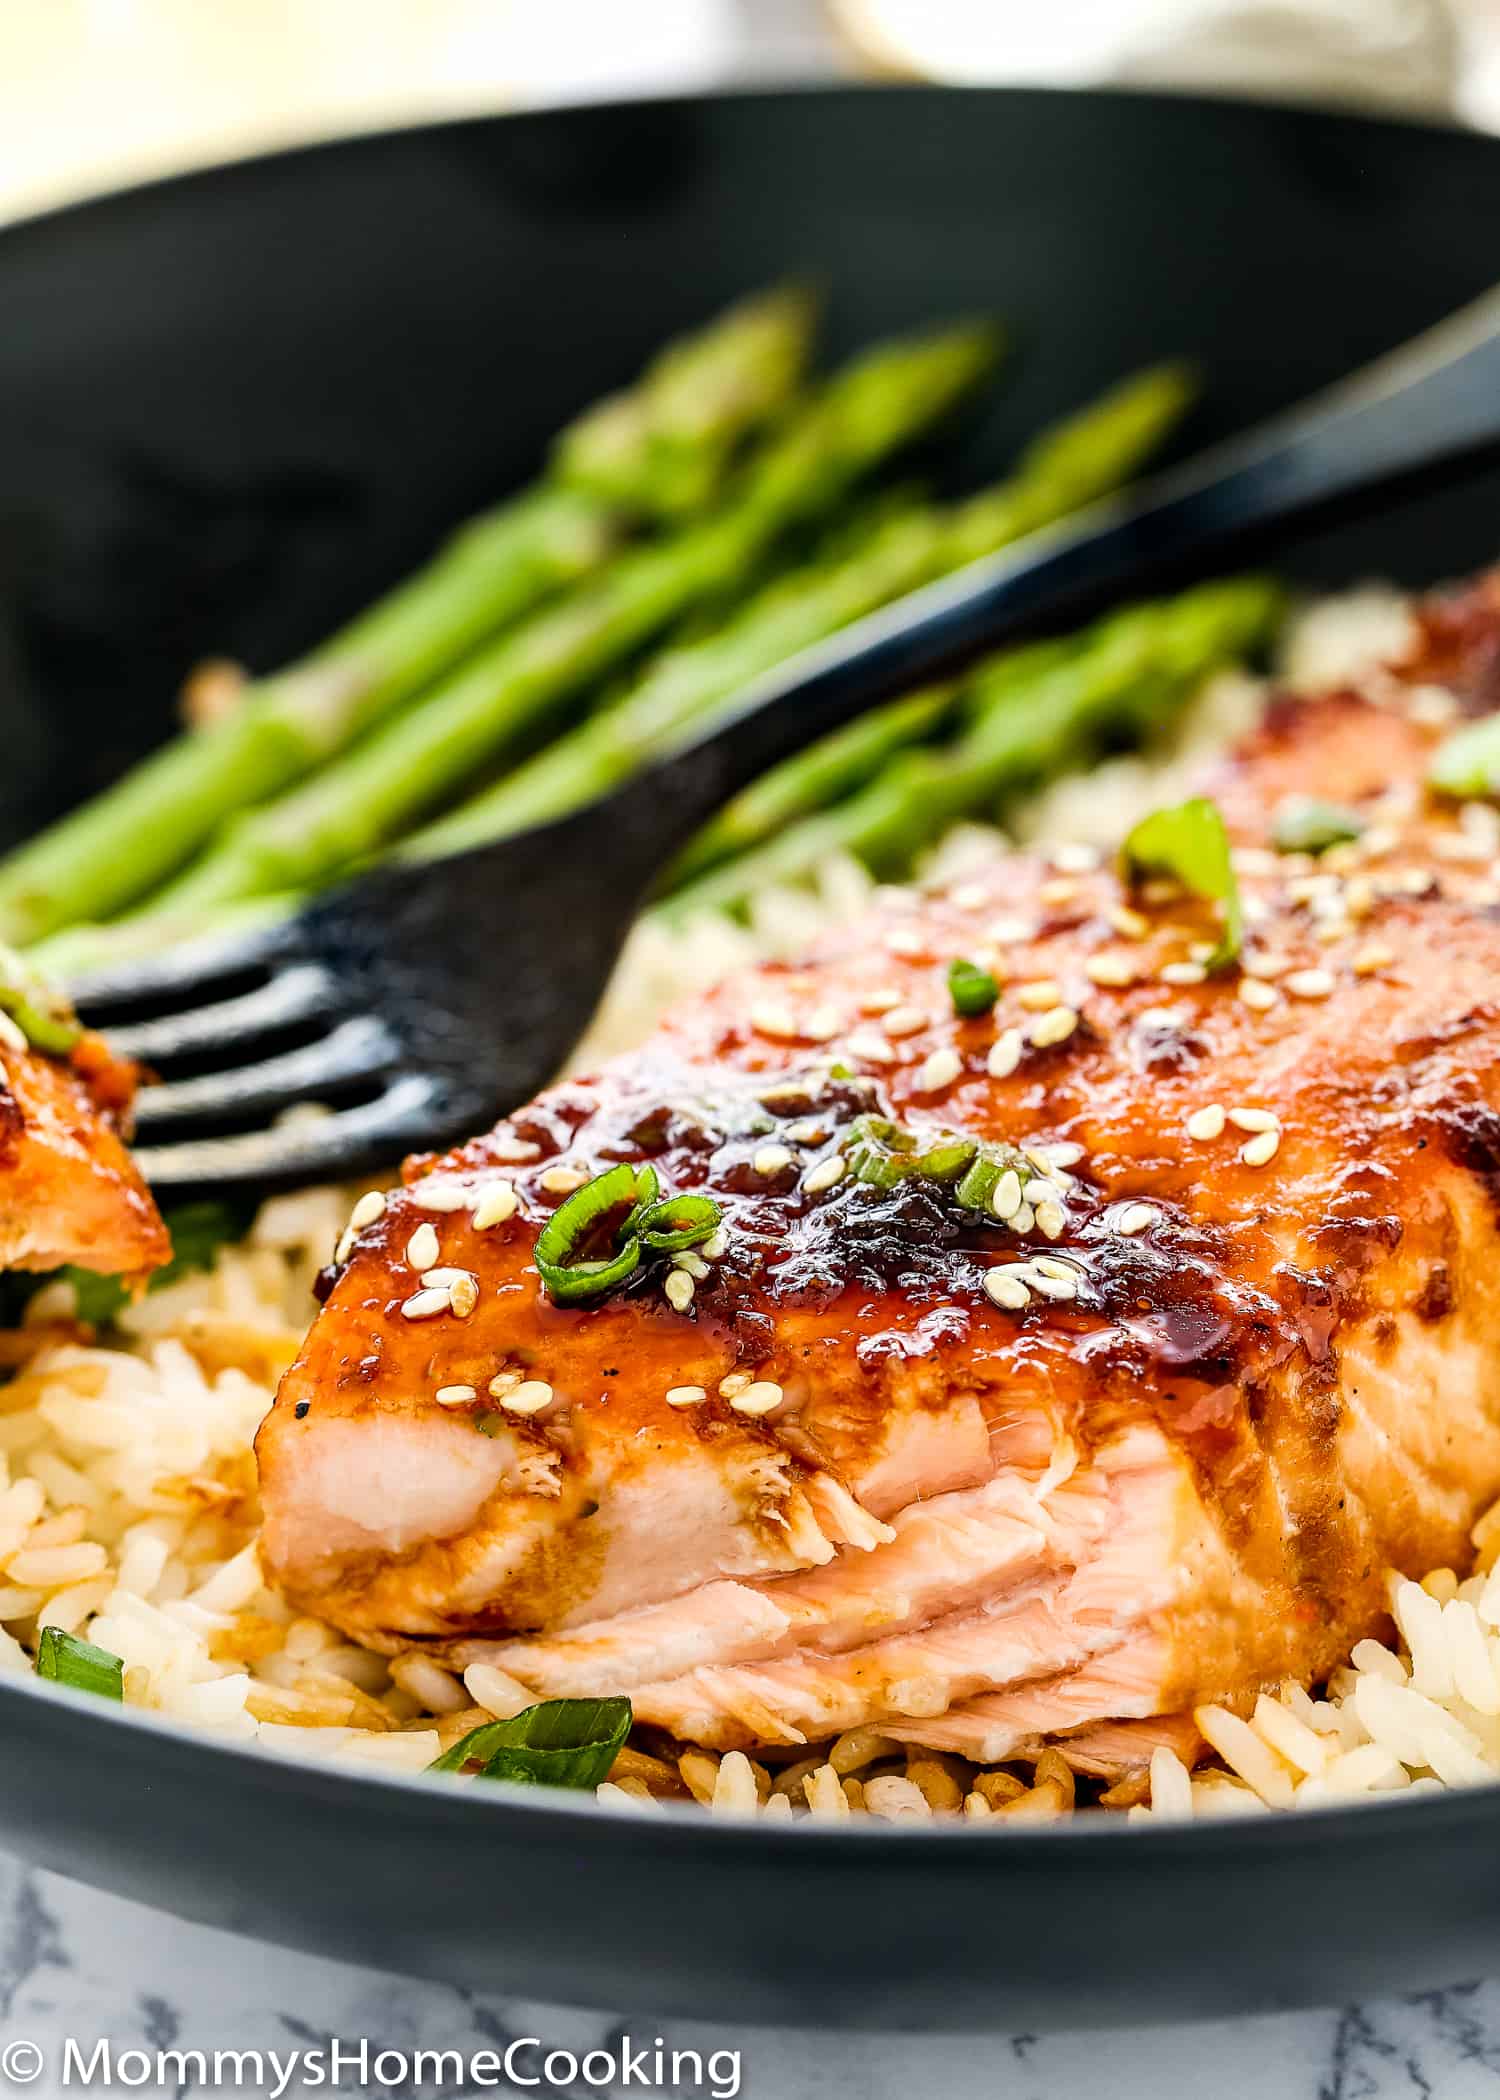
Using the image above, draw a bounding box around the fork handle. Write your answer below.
[632,283,1500,850]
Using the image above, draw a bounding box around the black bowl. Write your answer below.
[2,85,1500,2031]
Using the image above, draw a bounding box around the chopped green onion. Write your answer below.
[0,940,82,1058]
[947,957,1001,1017]
[842,1113,978,1190]
[1270,796,1364,856]
[36,1626,123,1701]
[635,1193,722,1251]
[1430,713,1500,799]
[1121,796,1242,969]
[428,1696,631,1790]
[534,1163,656,1305]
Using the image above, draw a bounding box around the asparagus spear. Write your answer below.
[0,288,820,949]
[664,578,1282,919]
[408,364,1195,863]
[140,325,1002,914]
[553,285,818,518]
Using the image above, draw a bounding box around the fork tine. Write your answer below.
[104,964,339,1065]
[64,918,298,1019]
[133,1074,447,1193]
[129,1016,399,1132]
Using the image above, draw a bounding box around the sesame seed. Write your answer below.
[540,1164,589,1195]
[987,1028,1024,1079]
[406,1223,440,1271]
[1016,979,1061,1011]
[729,1380,784,1417]
[948,880,989,910]
[787,1119,827,1144]
[1343,876,1375,919]
[0,1012,25,1055]
[1240,1129,1281,1167]
[674,1250,710,1281]
[1361,824,1400,858]
[334,1227,357,1266]
[1109,904,1151,940]
[1009,1201,1036,1235]
[1029,1005,1079,1048]
[449,1273,480,1319]
[409,1179,472,1211]
[1406,682,1459,726]
[1084,953,1136,987]
[487,1370,520,1397]
[435,1385,478,1407]
[490,1136,542,1164]
[1159,960,1206,986]
[886,926,926,957]
[501,1380,555,1416]
[1027,1270,1078,1302]
[1037,1140,1085,1169]
[719,1372,753,1398]
[986,916,1034,945]
[1039,876,1079,906]
[883,1004,928,1038]
[844,1028,895,1065]
[859,987,901,1015]
[1186,1105,1226,1141]
[665,1270,696,1313]
[1117,1203,1159,1235]
[1286,968,1335,1000]
[984,1268,1031,1310]
[913,1047,962,1094]
[700,1229,728,1261]
[750,1002,798,1041]
[804,1005,843,1042]
[1228,1107,1279,1133]
[1033,1255,1082,1282]
[1353,943,1395,975]
[803,1155,847,1195]
[1051,841,1100,874]
[752,1144,795,1177]
[350,1191,387,1229]
[665,1385,707,1408]
[991,1169,1024,1221]
[1034,1199,1066,1241]
[419,1266,472,1289]
[1238,978,1279,1011]
[400,1288,450,1321]
[471,1181,519,1230]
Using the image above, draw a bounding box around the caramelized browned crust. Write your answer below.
[0,1035,168,1280]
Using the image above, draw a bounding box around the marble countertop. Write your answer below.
[5,1849,1499,2098]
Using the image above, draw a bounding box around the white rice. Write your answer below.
[4,584,1484,1820]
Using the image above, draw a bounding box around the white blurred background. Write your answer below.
[3,0,1500,227]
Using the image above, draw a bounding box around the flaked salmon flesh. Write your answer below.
[258,568,1500,1763]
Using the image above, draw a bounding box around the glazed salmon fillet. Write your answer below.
[259,569,1500,1760]
[0,1027,167,1279]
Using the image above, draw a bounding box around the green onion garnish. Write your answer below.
[428,1696,631,1790]
[635,1193,722,1251]
[947,958,1000,1018]
[1270,796,1364,856]
[0,941,82,1058]
[36,1626,123,1701]
[534,1163,657,1305]
[1430,714,1500,799]
[1121,796,1242,970]
[842,1114,978,1191]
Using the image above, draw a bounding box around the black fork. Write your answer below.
[76,284,1500,1193]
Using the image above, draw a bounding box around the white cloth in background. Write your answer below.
[829,0,1461,114]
